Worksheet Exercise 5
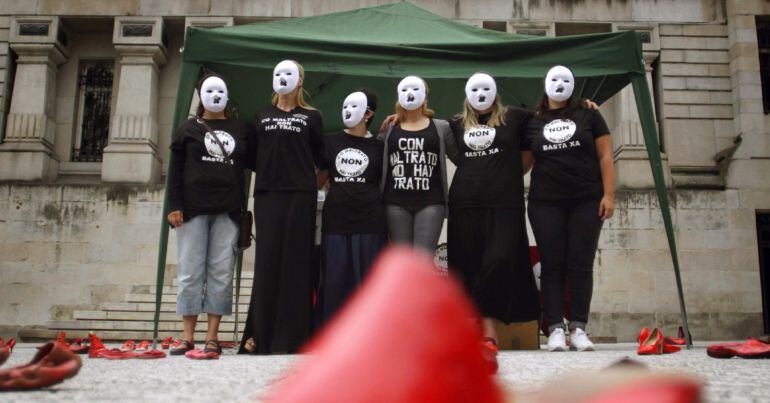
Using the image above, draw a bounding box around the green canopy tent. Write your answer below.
[153,1,691,348]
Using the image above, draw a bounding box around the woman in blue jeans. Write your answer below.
[167,73,255,356]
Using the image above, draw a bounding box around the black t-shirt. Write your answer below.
[252,106,327,193]
[321,132,386,235]
[448,107,533,208]
[383,121,444,207]
[524,107,610,202]
[168,118,255,220]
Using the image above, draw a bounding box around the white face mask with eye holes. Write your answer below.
[272,60,300,95]
[545,65,575,102]
[200,76,229,113]
[465,73,497,111]
[397,76,426,111]
[341,91,368,128]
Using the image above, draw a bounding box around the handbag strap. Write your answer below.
[196,118,231,165]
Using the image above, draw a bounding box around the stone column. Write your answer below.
[612,24,670,188]
[0,16,68,181]
[101,17,167,184]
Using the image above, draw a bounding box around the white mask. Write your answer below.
[397,76,426,111]
[545,65,574,102]
[200,76,228,113]
[342,91,368,128]
[272,60,300,95]
[465,73,497,111]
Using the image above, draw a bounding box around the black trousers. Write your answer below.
[527,198,604,331]
[240,191,317,354]
[315,233,388,329]
[447,206,540,323]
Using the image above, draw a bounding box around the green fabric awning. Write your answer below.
[153,1,690,347]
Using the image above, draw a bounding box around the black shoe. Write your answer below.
[169,340,194,356]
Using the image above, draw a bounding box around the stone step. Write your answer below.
[48,320,239,333]
[101,302,251,313]
[130,285,253,297]
[18,328,243,343]
[73,310,248,323]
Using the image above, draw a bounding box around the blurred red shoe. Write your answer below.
[0,338,16,366]
[265,247,503,403]
[709,338,770,359]
[481,338,499,374]
[160,337,173,349]
[121,340,135,351]
[637,328,663,355]
[0,342,82,390]
[185,349,219,360]
[638,327,686,347]
[68,338,90,355]
[135,340,151,351]
[100,349,166,360]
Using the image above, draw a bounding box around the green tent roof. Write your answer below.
[181,1,646,129]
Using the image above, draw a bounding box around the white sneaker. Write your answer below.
[547,328,568,352]
[570,328,595,351]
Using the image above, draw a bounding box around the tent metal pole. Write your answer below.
[152,62,200,349]
[590,75,607,101]
[630,73,692,349]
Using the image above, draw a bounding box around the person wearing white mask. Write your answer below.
[523,65,615,353]
[380,76,458,254]
[314,89,387,328]
[446,72,541,371]
[167,73,255,358]
[240,60,328,355]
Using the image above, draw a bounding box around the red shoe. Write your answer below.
[662,341,682,354]
[160,337,173,350]
[135,340,151,351]
[101,349,166,360]
[87,332,116,359]
[265,247,503,403]
[0,338,16,366]
[481,338,499,374]
[637,327,663,355]
[121,340,135,351]
[638,327,687,347]
[733,338,770,359]
[185,348,220,360]
[68,338,90,355]
[55,331,67,346]
[0,342,82,390]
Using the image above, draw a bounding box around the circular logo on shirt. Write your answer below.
[203,130,236,158]
[335,148,369,177]
[463,125,496,151]
[543,119,576,144]
[434,243,449,276]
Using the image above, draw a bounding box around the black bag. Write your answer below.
[196,118,254,250]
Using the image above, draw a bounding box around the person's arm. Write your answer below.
[583,99,599,110]
[379,114,399,133]
[522,151,534,174]
[441,119,461,165]
[316,169,330,190]
[167,125,187,228]
[244,119,258,171]
[309,111,328,171]
[593,109,615,220]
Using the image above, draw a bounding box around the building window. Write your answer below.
[756,17,770,114]
[482,21,507,32]
[72,61,113,162]
[757,212,770,334]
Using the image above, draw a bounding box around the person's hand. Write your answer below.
[378,114,399,133]
[168,210,184,228]
[598,195,615,220]
[583,99,600,110]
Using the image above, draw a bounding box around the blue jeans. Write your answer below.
[175,213,238,316]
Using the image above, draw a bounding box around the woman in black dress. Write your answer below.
[240,60,327,354]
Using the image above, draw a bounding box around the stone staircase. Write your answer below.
[20,271,255,342]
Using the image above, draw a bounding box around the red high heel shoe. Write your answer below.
[638,327,686,347]
[121,340,136,351]
[135,340,151,351]
[481,337,499,374]
[160,336,173,350]
[55,331,67,345]
[0,342,82,390]
[0,338,16,366]
[637,327,663,355]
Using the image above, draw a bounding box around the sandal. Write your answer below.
[170,340,194,356]
[242,338,256,354]
[203,340,222,355]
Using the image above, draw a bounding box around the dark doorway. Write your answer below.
[757,213,770,334]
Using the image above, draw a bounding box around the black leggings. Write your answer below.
[527,198,603,332]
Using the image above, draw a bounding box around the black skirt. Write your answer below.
[239,191,317,354]
[447,206,540,323]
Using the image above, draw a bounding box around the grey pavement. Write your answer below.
[1,342,769,402]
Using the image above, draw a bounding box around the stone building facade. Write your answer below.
[0,0,768,342]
